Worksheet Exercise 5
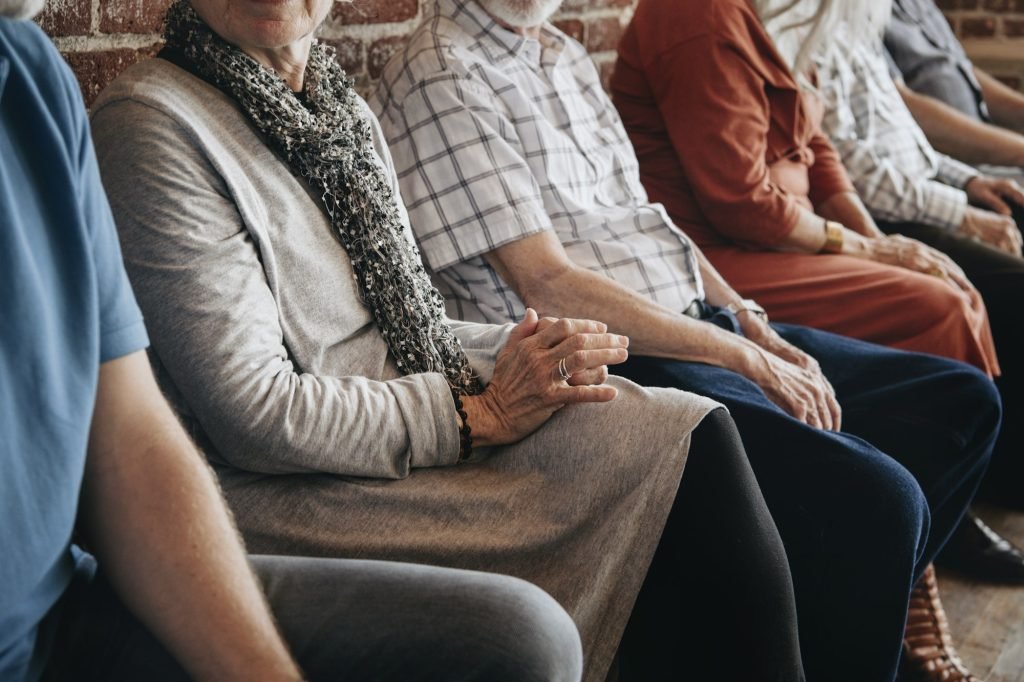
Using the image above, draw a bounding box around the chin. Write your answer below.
[477,0,563,28]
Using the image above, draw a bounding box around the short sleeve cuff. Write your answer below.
[419,210,555,272]
[99,319,149,363]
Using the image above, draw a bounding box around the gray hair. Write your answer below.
[0,0,45,19]
[752,0,892,74]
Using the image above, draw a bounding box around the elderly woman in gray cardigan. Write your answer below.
[90,2,806,680]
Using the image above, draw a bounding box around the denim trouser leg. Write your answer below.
[611,323,999,682]
[40,554,584,682]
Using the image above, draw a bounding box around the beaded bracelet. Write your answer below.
[451,388,473,462]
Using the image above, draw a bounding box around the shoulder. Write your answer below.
[0,19,88,153]
[373,13,495,110]
[93,57,227,129]
[628,0,761,57]
[90,57,260,177]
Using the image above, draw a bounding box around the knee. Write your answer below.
[464,576,583,682]
[847,459,930,564]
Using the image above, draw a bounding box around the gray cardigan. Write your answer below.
[91,59,512,479]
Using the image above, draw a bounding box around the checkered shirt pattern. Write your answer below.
[370,0,704,324]
[816,30,978,230]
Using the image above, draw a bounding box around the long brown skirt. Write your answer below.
[218,377,719,682]
[704,246,1000,377]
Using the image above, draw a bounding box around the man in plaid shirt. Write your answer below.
[816,28,1024,253]
[371,1,1001,680]
[816,24,1024,514]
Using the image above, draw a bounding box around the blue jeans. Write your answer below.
[611,316,999,682]
[38,553,583,682]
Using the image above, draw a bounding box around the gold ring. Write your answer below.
[558,357,571,381]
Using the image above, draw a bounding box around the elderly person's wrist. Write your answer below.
[459,392,507,449]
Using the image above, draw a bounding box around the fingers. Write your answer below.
[981,188,1012,215]
[555,384,619,404]
[567,366,609,386]
[507,308,541,346]
[533,317,611,348]
[1001,180,1024,209]
[550,331,629,360]
[557,347,629,380]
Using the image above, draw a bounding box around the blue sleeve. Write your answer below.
[62,58,149,362]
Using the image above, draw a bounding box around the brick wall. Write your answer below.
[941,1,1024,89]
[34,1,1024,108]
[36,0,638,106]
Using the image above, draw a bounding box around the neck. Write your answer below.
[478,4,543,40]
[242,36,312,91]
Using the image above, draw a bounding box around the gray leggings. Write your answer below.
[39,554,582,682]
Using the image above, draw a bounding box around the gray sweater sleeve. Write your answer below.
[92,98,461,478]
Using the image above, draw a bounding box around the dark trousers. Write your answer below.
[612,320,999,682]
[619,409,805,682]
[38,553,584,682]
[881,218,1024,504]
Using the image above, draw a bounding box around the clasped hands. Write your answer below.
[962,176,1024,257]
[737,312,842,432]
[461,308,629,447]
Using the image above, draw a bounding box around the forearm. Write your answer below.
[742,199,875,256]
[977,68,1024,134]
[82,354,301,682]
[817,191,883,238]
[522,260,761,372]
[899,81,1024,166]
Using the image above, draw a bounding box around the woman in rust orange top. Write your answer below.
[611,0,998,376]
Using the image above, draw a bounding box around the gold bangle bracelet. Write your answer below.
[820,220,844,254]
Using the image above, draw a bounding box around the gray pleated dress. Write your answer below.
[91,59,720,682]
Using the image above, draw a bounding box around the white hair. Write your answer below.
[476,0,563,28]
[0,0,45,19]
[751,0,892,74]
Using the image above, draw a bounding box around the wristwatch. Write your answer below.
[820,220,844,254]
[725,298,767,321]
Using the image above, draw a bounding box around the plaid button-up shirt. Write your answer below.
[371,0,704,324]
[816,31,978,230]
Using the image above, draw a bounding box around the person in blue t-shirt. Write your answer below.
[0,4,584,681]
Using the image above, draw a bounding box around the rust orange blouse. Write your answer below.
[611,0,854,250]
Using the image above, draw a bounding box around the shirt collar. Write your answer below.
[440,0,566,67]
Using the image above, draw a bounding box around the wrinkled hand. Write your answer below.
[737,313,841,431]
[866,234,975,292]
[960,206,1023,257]
[738,311,817,371]
[966,175,1024,217]
[463,309,630,446]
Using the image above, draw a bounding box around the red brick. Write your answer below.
[960,16,997,38]
[321,36,363,75]
[585,16,623,53]
[552,18,584,43]
[99,0,172,34]
[367,35,407,79]
[63,44,160,106]
[331,0,417,25]
[35,0,91,37]
[1004,18,1024,36]
[984,0,1024,8]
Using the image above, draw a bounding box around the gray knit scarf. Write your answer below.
[162,1,481,394]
